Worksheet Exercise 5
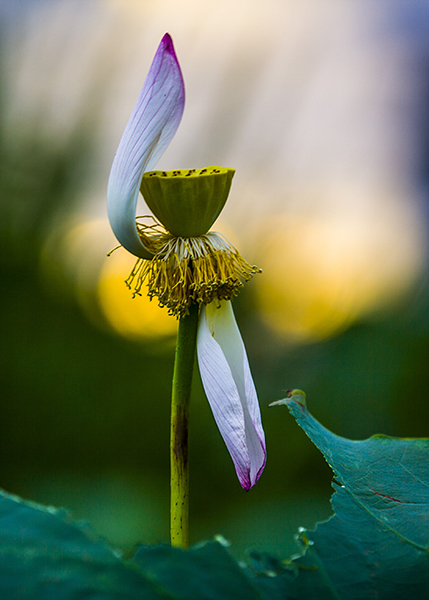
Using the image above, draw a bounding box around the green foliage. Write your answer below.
[0,396,427,598]
[255,391,429,598]
[0,492,162,599]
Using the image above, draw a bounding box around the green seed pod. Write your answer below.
[140,166,235,237]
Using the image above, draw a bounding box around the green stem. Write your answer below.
[170,302,199,548]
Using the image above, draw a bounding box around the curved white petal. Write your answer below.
[107,33,185,258]
[197,301,266,490]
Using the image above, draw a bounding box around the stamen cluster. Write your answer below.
[126,222,261,317]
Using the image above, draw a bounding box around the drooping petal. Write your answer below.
[197,301,266,490]
[107,33,185,258]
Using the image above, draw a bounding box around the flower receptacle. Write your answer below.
[140,166,235,237]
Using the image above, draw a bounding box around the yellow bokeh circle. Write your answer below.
[98,248,177,340]
[253,213,422,344]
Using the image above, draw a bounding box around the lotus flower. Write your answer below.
[107,34,266,489]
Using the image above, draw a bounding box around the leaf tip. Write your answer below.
[269,389,307,408]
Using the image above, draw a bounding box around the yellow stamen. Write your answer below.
[126,222,261,317]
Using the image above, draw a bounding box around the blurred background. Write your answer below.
[1,0,429,560]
